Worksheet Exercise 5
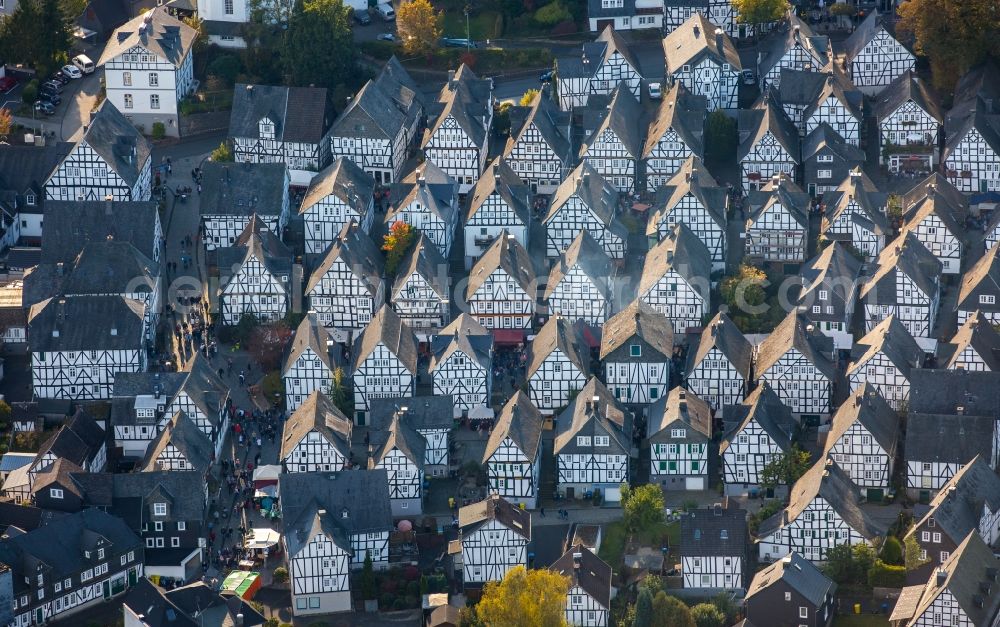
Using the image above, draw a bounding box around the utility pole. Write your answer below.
[465,5,471,51]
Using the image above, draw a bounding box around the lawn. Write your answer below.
[441,10,501,41]
[599,520,679,570]
[833,614,891,627]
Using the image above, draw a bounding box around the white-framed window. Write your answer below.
[148,73,158,87]
[154,502,167,516]
[50,488,63,499]
[799,607,808,618]
[124,94,133,109]
[980,294,996,305]
[150,94,160,109]
[123,72,131,86]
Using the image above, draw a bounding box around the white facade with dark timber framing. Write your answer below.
[643,83,707,192]
[557,27,643,111]
[755,311,835,420]
[545,230,613,327]
[824,384,899,501]
[198,161,291,252]
[944,101,1000,194]
[299,158,376,255]
[664,0,750,38]
[44,101,152,202]
[738,93,801,192]
[639,222,711,335]
[840,11,915,96]
[820,168,890,261]
[370,415,425,516]
[457,495,531,588]
[777,69,862,146]
[484,391,543,509]
[551,545,612,626]
[680,505,749,592]
[647,387,712,490]
[350,306,417,426]
[306,221,385,334]
[685,312,753,410]
[465,158,532,265]
[544,162,627,259]
[720,385,794,495]
[578,86,644,193]
[389,234,450,335]
[527,316,592,415]
[370,397,454,477]
[941,311,1000,370]
[647,156,727,270]
[663,13,741,111]
[957,246,1000,326]
[385,169,460,259]
[744,174,810,263]
[757,15,831,91]
[846,315,924,412]
[217,217,292,326]
[600,300,673,406]
[280,392,352,473]
[430,315,493,418]
[900,174,967,275]
[502,90,571,194]
[875,70,943,174]
[797,242,863,351]
[465,233,537,331]
[283,313,336,412]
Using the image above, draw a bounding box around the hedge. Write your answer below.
[868,559,906,588]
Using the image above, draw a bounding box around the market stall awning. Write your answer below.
[492,329,525,345]
[244,528,281,550]
[253,465,281,487]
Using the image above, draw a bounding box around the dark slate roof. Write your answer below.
[777,69,862,121]
[663,13,741,72]
[198,161,287,218]
[580,85,645,160]
[648,156,728,237]
[586,0,634,18]
[944,103,1000,159]
[554,377,631,456]
[557,26,642,80]
[738,90,801,163]
[643,83,707,160]
[458,493,531,540]
[679,506,748,558]
[545,162,625,241]
[26,240,159,306]
[28,295,144,352]
[109,470,206,523]
[526,316,592,378]
[958,243,1000,314]
[746,552,835,606]
[909,533,1000,627]
[391,233,449,300]
[908,369,1000,417]
[848,315,924,381]
[821,169,889,239]
[369,412,426,467]
[32,458,86,499]
[166,582,266,627]
[280,391,352,461]
[284,507,351,556]
[873,69,944,124]
[284,312,335,375]
[503,91,571,165]
[386,177,459,233]
[859,232,941,306]
[0,502,62,534]
[230,83,329,144]
[802,123,865,164]
[306,221,383,297]
[544,230,611,301]
[141,411,213,474]
[299,157,375,219]
[424,65,491,151]
[429,314,493,373]
[941,311,1000,371]
[551,545,612,607]
[78,100,153,188]
[687,312,753,379]
[759,458,887,540]
[98,7,196,67]
[905,412,995,465]
[40,200,158,264]
[484,391,544,462]
[757,15,830,80]
[369,396,455,432]
[720,384,794,455]
[755,311,835,380]
[466,232,536,300]
[327,58,422,142]
[351,305,418,374]
[0,142,70,208]
[949,60,1000,123]
[901,172,968,221]
[466,158,532,227]
[278,469,393,537]
[841,10,892,62]
[216,216,293,282]
[909,456,1000,552]
[797,242,862,323]
[646,387,712,441]
[171,355,230,426]
[639,222,711,301]
[824,384,899,459]
[600,299,674,362]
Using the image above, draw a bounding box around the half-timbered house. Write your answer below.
[600,300,673,405]
[757,15,831,90]
[797,242,863,350]
[44,101,152,202]
[639,222,711,334]
[26,409,107,492]
[777,69,862,146]
[465,233,537,331]
[903,456,1000,581]
[389,234,450,335]
[280,392,352,474]
[557,27,643,111]
[680,504,749,592]
[802,124,866,197]
[350,305,417,425]
[578,86,644,193]
[369,412,426,516]
[527,316,593,415]
[663,14,741,111]
[40,199,162,265]
[874,70,943,175]
[957,246,1000,325]
[465,159,532,265]
[216,215,292,326]
[545,230,613,326]
[587,0,664,31]
[823,384,899,501]
[941,310,1000,371]
[140,411,213,477]
[326,57,423,185]
[0,140,72,250]
[943,62,1000,194]
[199,161,290,251]
[643,84,707,191]
[860,232,942,348]
[484,391,544,508]
[739,92,801,192]
[744,173,810,262]
[386,168,460,257]
[554,377,633,502]
[686,312,753,410]
[745,552,836,627]
[544,162,627,259]
[647,387,712,490]
[306,221,385,333]
[299,158,376,255]
[755,311,835,420]
[757,458,887,562]
[650,159,728,271]
[663,0,750,38]
[429,315,493,418]
[422,65,494,192]
[283,313,337,412]
[899,176,967,275]
[551,545,612,627]
[819,168,890,260]
[840,11,915,96]
[230,84,330,187]
[503,90,572,194]
[123,580,265,626]
[370,396,454,477]
[456,494,531,588]
[846,316,924,412]
[720,384,794,495]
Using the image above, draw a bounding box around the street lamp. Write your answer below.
[465,5,470,51]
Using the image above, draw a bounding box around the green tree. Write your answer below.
[151,122,166,140]
[620,483,664,532]
[361,552,376,599]
[382,220,416,275]
[284,0,358,89]
[39,0,72,73]
[21,80,37,105]
[881,536,904,565]
[210,141,234,162]
[823,543,855,583]
[898,0,1000,93]
[534,0,571,25]
[632,589,653,627]
[474,565,569,626]
[759,445,811,490]
[709,593,738,624]
[207,53,242,86]
[272,566,289,583]
[704,109,736,166]
[691,604,726,627]
[651,592,695,627]
[519,89,539,106]
[329,367,353,416]
[397,0,442,57]
[732,0,788,26]
[904,534,932,572]
[719,263,767,323]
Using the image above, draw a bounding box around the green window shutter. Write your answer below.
[659,461,667,471]
[668,461,677,471]
[691,461,700,471]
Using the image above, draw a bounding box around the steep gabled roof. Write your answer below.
[230,83,329,144]
[141,411,213,474]
[554,377,631,455]
[284,313,335,375]
[327,58,422,141]
[859,232,942,305]
[907,457,1000,554]
[429,314,493,373]
[280,392,353,463]
[757,14,830,80]
[746,552,835,606]
[647,156,727,237]
[821,168,889,237]
[98,7,196,67]
[841,10,895,63]
[484,391,544,462]
[958,242,1000,312]
[466,231,536,298]
[580,85,645,160]
[600,300,674,362]
[663,13,741,72]
[823,384,899,459]
[687,312,753,379]
[299,157,375,219]
[544,230,612,301]
[802,123,865,164]
[546,162,624,235]
[351,305,418,374]
[738,91,801,163]
[278,469,393,538]
[458,493,531,540]
[391,234,449,301]
[941,311,1000,371]
[679,506,748,558]
[306,221,383,297]
[551,545,612,608]
[720,384,794,455]
[369,396,455,432]
[746,173,810,229]
[28,295,145,352]
[754,311,834,380]
[387,176,459,230]
[639,222,712,300]
[873,69,944,124]
[75,101,153,189]
[644,83,707,159]
[370,413,425,467]
[646,387,712,441]
[905,412,995,465]
[558,26,642,80]
[504,90,571,161]
[526,316,592,378]
[39,200,159,264]
[797,242,863,322]
[907,533,1000,627]
[466,158,531,226]
[198,161,288,218]
[847,315,924,380]
[424,64,491,151]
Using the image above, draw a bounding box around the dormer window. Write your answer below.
[25,193,35,206]
[50,488,63,499]
[259,118,275,140]
[154,502,167,516]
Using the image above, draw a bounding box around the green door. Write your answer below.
[103,580,111,600]
[919,490,930,504]
[36,608,43,624]
[128,568,137,586]
[867,488,884,502]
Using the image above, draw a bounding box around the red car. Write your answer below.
[0,76,17,93]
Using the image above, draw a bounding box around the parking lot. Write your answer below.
[2,57,104,141]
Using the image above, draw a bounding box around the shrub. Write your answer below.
[881,536,904,565]
[151,122,166,140]
[272,566,288,583]
[406,580,420,597]
[403,565,420,581]
[392,598,406,610]
[379,593,394,608]
[207,54,241,85]
[22,80,37,105]
[868,559,906,588]
[534,0,571,25]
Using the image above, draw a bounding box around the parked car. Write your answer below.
[61,65,82,80]
[41,80,63,93]
[33,101,55,116]
[39,91,61,106]
[648,82,663,99]
[539,70,554,83]
[441,37,477,48]
[378,32,395,41]
[352,8,371,24]
[71,54,95,74]
[0,76,17,93]
[50,72,70,85]
[375,2,394,20]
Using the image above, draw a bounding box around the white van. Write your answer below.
[72,54,95,75]
[376,2,394,20]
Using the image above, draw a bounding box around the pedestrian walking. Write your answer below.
[239,371,245,387]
